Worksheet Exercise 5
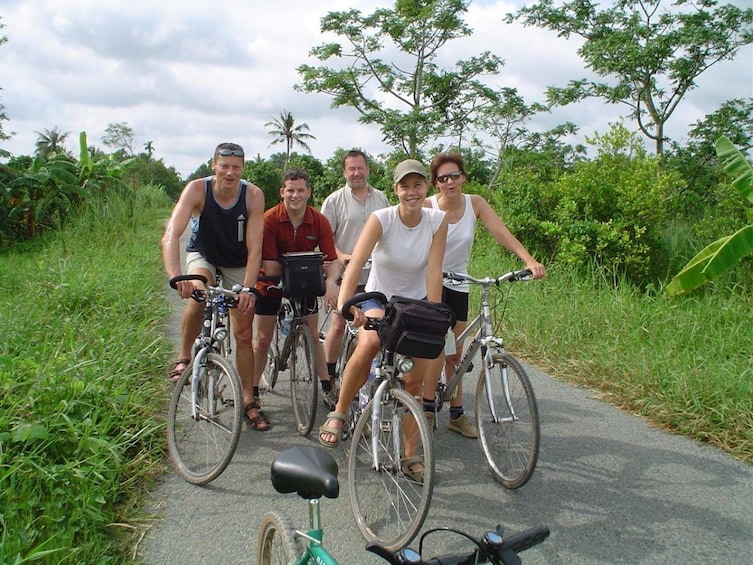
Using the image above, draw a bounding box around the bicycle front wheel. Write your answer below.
[289,323,318,436]
[475,353,540,489]
[257,512,301,565]
[167,352,243,485]
[348,387,434,552]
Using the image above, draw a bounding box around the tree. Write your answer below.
[296,0,503,157]
[265,110,316,167]
[102,121,136,156]
[508,0,753,156]
[144,140,155,160]
[34,126,70,159]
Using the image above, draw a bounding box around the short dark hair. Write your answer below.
[281,167,310,188]
[213,142,244,160]
[429,152,465,184]
[342,149,369,168]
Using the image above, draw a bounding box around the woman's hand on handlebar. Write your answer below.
[339,303,367,327]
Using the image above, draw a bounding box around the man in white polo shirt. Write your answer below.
[320,150,389,402]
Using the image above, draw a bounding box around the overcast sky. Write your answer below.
[1,0,751,179]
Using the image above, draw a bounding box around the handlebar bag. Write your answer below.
[378,296,455,359]
[281,252,325,297]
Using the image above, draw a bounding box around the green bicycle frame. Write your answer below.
[297,528,338,565]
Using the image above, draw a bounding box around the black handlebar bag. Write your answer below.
[281,252,326,297]
[378,296,455,359]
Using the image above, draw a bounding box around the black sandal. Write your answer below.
[244,401,270,431]
[168,358,190,383]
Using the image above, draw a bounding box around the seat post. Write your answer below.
[308,498,321,531]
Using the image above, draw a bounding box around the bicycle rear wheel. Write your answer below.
[257,511,301,565]
[290,323,318,436]
[475,352,540,489]
[348,387,434,552]
[167,352,243,485]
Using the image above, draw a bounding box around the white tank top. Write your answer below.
[429,194,476,293]
[365,205,446,300]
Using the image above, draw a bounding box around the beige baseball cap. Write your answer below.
[393,159,427,184]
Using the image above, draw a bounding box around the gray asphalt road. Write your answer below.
[141,230,752,564]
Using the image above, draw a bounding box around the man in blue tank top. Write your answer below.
[162,142,267,429]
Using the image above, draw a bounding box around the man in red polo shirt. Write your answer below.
[250,168,340,430]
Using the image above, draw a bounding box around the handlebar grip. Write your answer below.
[341,291,387,320]
[169,274,208,289]
[503,525,550,553]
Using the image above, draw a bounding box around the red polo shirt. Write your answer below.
[257,203,337,296]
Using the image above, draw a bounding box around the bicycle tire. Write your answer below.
[339,329,360,441]
[348,387,434,552]
[290,323,318,436]
[257,511,301,565]
[166,352,243,485]
[475,352,540,489]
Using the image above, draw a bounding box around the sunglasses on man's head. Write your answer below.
[216,148,244,157]
[436,171,463,184]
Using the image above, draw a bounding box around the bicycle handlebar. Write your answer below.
[168,274,260,301]
[366,524,549,565]
[443,269,532,287]
[340,291,388,321]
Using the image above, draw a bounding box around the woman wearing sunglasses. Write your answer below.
[423,152,546,438]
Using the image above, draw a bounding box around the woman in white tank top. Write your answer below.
[424,152,546,439]
[319,159,448,464]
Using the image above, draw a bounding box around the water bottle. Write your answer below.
[359,357,379,409]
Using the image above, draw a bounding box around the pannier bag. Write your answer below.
[378,296,455,359]
[281,252,325,297]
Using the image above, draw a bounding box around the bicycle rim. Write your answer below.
[257,512,301,565]
[166,353,243,485]
[475,353,540,489]
[348,387,434,552]
[290,324,318,436]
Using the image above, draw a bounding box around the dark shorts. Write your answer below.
[442,286,469,324]
[255,294,319,317]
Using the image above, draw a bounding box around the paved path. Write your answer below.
[141,230,752,564]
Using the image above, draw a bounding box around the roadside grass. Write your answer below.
[471,243,753,463]
[0,186,174,563]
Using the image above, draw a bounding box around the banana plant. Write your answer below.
[666,136,753,296]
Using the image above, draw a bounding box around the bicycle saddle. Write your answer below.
[270,446,339,500]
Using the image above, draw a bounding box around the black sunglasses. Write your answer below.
[436,170,463,184]
[216,148,244,157]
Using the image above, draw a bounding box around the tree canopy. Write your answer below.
[508,0,753,156]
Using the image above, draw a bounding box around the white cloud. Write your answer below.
[1,0,750,178]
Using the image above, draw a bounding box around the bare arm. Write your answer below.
[338,214,382,324]
[425,216,448,302]
[236,183,265,313]
[161,179,205,297]
[473,195,546,279]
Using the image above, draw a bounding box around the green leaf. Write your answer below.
[715,136,753,205]
[12,422,49,443]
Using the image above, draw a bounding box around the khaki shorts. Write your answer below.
[185,252,246,289]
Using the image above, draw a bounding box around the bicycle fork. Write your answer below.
[190,347,220,421]
[369,379,402,473]
[482,345,518,424]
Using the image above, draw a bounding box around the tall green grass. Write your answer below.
[0,185,175,563]
[472,243,753,463]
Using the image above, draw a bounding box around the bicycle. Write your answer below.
[257,445,549,565]
[260,277,321,436]
[435,268,540,489]
[166,273,253,485]
[340,292,452,552]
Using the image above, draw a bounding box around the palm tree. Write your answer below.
[34,126,70,159]
[144,140,155,160]
[265,110,316,167]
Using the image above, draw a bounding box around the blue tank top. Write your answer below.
[186,177,248,267]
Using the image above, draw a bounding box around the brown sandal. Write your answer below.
[168,358,190,383]
[244,401,270,431]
